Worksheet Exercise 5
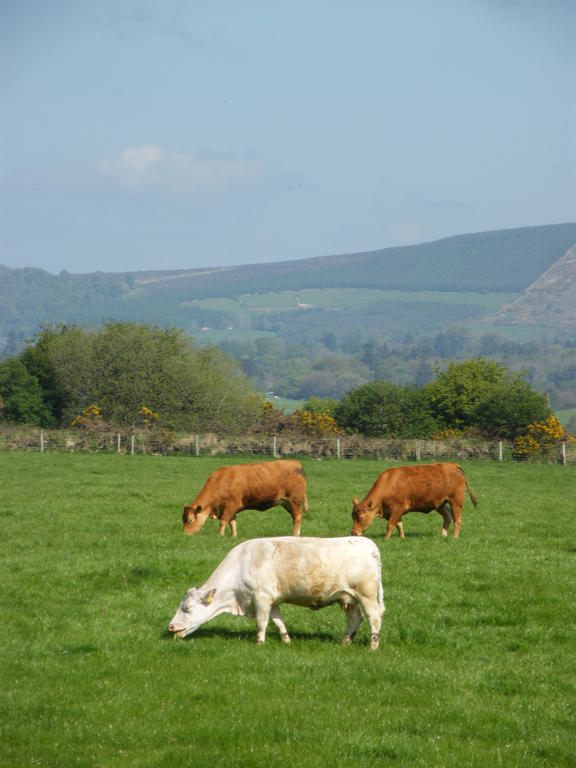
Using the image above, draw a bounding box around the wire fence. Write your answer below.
[0,426,573,465]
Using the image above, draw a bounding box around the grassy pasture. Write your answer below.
[188,288,519,315]
[0,454,574,768]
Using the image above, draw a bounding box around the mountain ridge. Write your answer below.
[2,223,576,352]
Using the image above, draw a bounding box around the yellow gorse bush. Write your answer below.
[293,409,344,437]
[71,404,102,429]
[431,428,464,440]
[136,405,159,429]
[513,414,574,458]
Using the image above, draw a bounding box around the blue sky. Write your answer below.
[1,0,575,274]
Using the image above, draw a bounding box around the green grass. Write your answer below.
[1,454,574,767]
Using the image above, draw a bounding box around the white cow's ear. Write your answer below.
[186,588,198,598]
[202,589,217,605]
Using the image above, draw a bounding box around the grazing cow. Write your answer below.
[351,462,478,539]
[168,536,385,649]
[182,460,308,537]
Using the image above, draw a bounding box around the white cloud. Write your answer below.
[99,144,266,196]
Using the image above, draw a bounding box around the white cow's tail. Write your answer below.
[371,545,385,613]
[378,578,385,613]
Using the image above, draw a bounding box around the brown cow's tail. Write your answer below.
[458,467,478,507]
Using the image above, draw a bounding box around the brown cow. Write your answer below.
[351,462,478,539]
[182,459,308,537]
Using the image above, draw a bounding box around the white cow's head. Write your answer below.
[168,587,217,638]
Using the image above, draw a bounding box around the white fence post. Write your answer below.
[562,441,567,466]
[498,441,503,462]
[40,429,45,453]
[336,438,341,459]
[131,434,135,455]
[195,434,200,457]
[415,440,421,461]
[273,436,278,458]
[117,433,121,454]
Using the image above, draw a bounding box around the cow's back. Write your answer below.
[373,462,463,500]
[243,536,381,603]
[194,460,302,504]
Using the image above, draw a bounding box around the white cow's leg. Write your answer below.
[341,603,363,645]
[254,599,272,644]
[270,606,291,644]
[361,598,384,651]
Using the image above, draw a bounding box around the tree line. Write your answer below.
[218,327,576,416]
[0,322,557,442]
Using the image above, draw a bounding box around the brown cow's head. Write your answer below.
[182,504,211,535]
[351,497,377,536]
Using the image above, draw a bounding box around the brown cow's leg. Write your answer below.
[219,508,237,537]
[438,502,453,538]
[285,499,303,536]
[385,508,403,540]
[452,503,462,538]
[450,486,465,538]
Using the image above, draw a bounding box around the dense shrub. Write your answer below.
[334,381,439,438]
[4,323,261,432]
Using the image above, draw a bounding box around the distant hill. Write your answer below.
[488,242,576,328]
[125,222,576,297]
[1,223,576,353]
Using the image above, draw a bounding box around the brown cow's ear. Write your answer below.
[353,497,359,506]
[202,589,217,605]
[367,500,372,510]
[194,505,202,517]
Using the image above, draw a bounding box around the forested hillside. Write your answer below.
[133,222,576,297]
[2,224,576,352]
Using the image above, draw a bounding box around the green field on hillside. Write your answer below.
[1,454,574,767]
[187,289,519,316]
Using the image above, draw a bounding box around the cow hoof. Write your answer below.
[370,634,380,651]
[341,635,352,646]
[281,633,291,645]
[441,529,448,538]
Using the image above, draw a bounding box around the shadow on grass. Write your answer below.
[161,626,338,644]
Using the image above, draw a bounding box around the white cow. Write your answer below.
[168,536,385,650]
